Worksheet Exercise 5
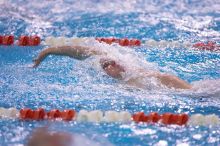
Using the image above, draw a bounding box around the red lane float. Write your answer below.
[0,35,41,46]
[176,114,189,126]
[132,112,148,122]
[32,108,46,120]
[29,35,41,46]
[18,35,41,46]
[96,37,141,46]
[129,39,141,46]
[1,35,14,45]
[19,108,76,121]
[161,113,173,125]
[148,112,161,123]
[160,113,189,125]
[132,112,189,125]
[0,36,3,45]
[47,109,62,119]
[20,108,34,120]
[20,108,46,120]
[193,41,220,51]
[119,38,130,46]
[18,36,29,46]
[61,109,76,121]
[47,109,76,121]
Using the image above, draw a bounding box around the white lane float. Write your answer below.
[87,110,103,122]
[44,37,96,47]
[188,114,220,126]
[76,110,89,122]
[103,111,120,122]
[143,39,189,48]
[76,110,131,122]
[0,107,19,118]
[118,111,132,122]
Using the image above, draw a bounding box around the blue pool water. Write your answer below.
[0,0,220,145]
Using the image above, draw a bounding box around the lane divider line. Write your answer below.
[0,107,219,126]
[0,35,219,51]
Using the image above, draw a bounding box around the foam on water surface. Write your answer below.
[0,0,220,145]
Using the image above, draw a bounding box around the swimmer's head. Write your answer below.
[100,58,116,69]
[100,58,125,79]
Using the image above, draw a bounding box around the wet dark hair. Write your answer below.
[101,60,116,69]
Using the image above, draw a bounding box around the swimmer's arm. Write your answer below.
[126,71,192,90]
[33,46,100,68]
[150,72,192,89]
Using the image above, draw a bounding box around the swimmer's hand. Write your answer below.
[32,49,49,68]
[33,58,41,68]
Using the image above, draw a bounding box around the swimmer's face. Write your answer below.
[100,58,125,79]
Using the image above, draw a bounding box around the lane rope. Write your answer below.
[0,107,219,126]
[43,36,220,51]
[0,35,219,51]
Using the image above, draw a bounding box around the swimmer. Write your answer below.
[27,127,73,146]
[28,126,112,146]
[33,46,192,90]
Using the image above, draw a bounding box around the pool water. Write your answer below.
[0,0,220,145]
